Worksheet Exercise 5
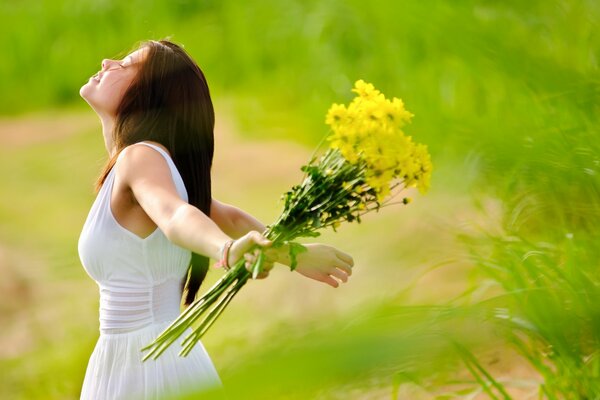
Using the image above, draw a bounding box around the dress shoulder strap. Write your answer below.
[135,141,173,163]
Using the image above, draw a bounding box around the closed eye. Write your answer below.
[120,56,133,68]
[107,61,127,72]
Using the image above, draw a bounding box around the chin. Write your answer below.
[79,85,101,111]
[79,82,92,101]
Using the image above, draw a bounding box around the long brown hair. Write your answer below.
[94,39,214,307]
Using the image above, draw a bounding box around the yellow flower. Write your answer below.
[324,79,432,200]
[352,79,380,99]
[325,103,348,127]
[390,97,414,127]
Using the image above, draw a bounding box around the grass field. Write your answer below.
[1,1,599,398]
[0,104,520,399]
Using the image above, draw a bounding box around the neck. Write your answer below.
[99,114,116,157]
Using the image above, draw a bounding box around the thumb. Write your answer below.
[253,232,272,247]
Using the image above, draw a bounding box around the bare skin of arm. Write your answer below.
[209,198,267,240]
[211,199,354,287]
[116,144,272,271]
[117,143,353,286]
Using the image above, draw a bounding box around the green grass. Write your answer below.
[2,0,600,398]
[0,108,491,399]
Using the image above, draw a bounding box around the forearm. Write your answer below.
[167,204,232,260]
[233,209,266,237]
[273,243,292,266]
[225,206,268,239]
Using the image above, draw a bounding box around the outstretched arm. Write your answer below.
[116,144,272,271]
[211,198,354,287]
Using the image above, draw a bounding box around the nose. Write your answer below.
[101,59,117,70]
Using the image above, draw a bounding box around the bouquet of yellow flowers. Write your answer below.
[141,79,432,361]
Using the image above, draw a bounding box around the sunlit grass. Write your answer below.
[1,0,599,398]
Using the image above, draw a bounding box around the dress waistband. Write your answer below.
[98,278,182,334]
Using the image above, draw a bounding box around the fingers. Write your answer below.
[244,264,269,279]
[328,267,349,283]
[245,265,269,279]
[243,250,259,263]
[335,262,353,276]
[244,248,273,280]
[256,272,269,279]
[244,253,256,270]
[244,251,274,268]
[249,231,272,247]
[224,230,274,280]
[335,250,354,268]
[234,231,272,256]
[321,274,340,288]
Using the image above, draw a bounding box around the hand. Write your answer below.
[277,243,354,288]
[227,231,273,279]
[243,247,276,279]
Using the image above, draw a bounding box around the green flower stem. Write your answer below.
[277,161,366,228]
[251,248,265,279]
[180,286,239,355]
[141,262,245,361]
[179,274,249,356]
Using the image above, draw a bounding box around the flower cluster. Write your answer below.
[325,79,432,201]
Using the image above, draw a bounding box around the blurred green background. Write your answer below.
[1,0,599,398]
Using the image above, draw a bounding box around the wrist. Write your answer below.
[274,242,291,266]
[214,238,235,271]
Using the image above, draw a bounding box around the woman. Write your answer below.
[77,39,354,399]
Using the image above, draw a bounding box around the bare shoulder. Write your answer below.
[115,143,173,189]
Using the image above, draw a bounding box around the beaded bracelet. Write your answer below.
[214,239,234,271]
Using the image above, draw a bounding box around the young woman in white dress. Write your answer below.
[77,39,354,399]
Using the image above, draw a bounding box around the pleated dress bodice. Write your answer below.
[78,141,192,334]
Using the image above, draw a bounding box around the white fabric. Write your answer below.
[78,141,224,399]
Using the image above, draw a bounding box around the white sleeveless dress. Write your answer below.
[78,141,224,399]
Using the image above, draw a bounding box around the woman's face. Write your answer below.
[79,46,148,118]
